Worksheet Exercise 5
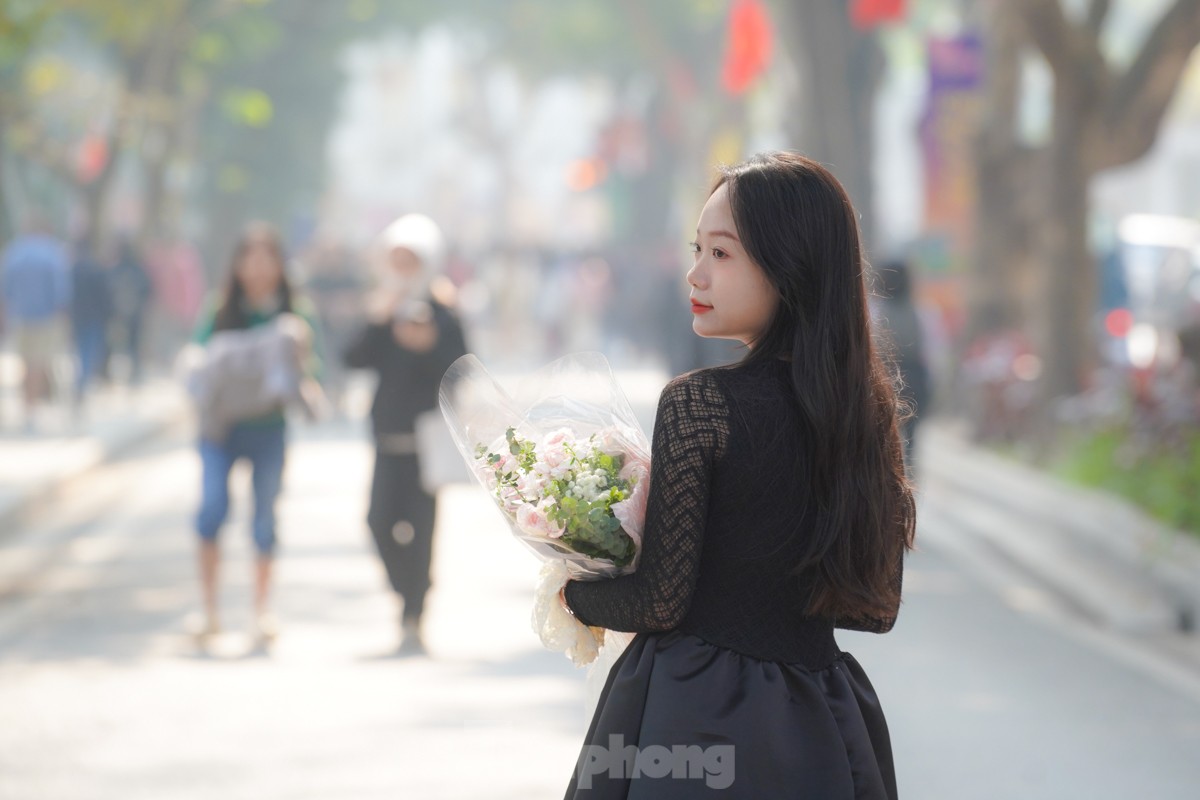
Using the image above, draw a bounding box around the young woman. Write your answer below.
[343,214,468,656]
[191,222,319,646]
[561,152,916,799]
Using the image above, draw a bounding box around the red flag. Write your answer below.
[721,0,773,96]
[76,134,109,184]
[851,0,906,30]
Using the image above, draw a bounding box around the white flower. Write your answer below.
[517,472,545,498]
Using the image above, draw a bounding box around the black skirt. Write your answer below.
[565,630,898,799]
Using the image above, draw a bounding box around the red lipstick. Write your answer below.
[691,300,712,315]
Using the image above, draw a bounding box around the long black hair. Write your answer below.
[715,151,915,621]
[213,221,294,332]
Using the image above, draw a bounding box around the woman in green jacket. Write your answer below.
[191,222,318,647]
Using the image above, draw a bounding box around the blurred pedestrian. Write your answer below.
[1,215,71,429]
[874,258,931,475]
[188,222,320,647]
[108,237,154,384]
[147,237,207,358]
[70,237,115,409]
[343,214,468,655]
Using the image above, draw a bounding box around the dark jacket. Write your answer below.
[343,299,468,441]
[70,257,114,332]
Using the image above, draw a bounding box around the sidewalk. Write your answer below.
[919,421,1200,637]
[0,416,590,799]
[0,378,188,536]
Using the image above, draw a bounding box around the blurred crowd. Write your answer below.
[0,215,205,431]
[0,213,711,437]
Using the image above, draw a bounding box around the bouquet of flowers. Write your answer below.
[440,352,649,666]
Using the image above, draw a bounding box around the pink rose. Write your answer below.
[596,427,632,458]
[516,501,565,539]
[542,443,569,469]
[539,499,566,538]
[499,486,524,514]
[541,429,572,449]
[618,448,650,482]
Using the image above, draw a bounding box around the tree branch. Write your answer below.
[978,0,1023,150]
[1096,0,1200,169]
[1013,0,1076,74]
[1086,0,1111,38]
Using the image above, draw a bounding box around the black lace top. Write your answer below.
[563,358,904,668]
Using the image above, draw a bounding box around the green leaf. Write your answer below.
[221,87,274,128]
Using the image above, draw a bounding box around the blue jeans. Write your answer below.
[74,323,107,398]
[196,423,286,555]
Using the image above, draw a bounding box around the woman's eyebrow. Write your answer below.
[696,228,741,242]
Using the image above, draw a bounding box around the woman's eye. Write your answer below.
[711,248,727,260]
[688,241,701,254]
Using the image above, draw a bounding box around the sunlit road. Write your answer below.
[1,415,1199,799]
[0,419,583,800]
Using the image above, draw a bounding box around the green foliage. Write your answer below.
[4,0,729,260]
[220,87,274,127]
[0,1,52,72]
[1054,428,1200,538]
[54,0,197,55]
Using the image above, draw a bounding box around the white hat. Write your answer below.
[378,213,445,274]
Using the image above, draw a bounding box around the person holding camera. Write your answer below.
[344,214,468,656]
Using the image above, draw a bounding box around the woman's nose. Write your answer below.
[686,263,707,290]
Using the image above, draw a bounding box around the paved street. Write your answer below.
[2,410,1200,798]
[0,418,585,800]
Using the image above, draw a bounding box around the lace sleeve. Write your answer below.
[563,372,730,632]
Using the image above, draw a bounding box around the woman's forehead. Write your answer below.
[698,183,733,229]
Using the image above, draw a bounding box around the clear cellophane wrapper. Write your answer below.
[439,352,647,672]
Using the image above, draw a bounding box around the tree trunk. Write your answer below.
[1036,84,1097,406]
[1000,0,1200,439]
[134,5,198,248]
[967,0,1034,340]
[778,0,883,249]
